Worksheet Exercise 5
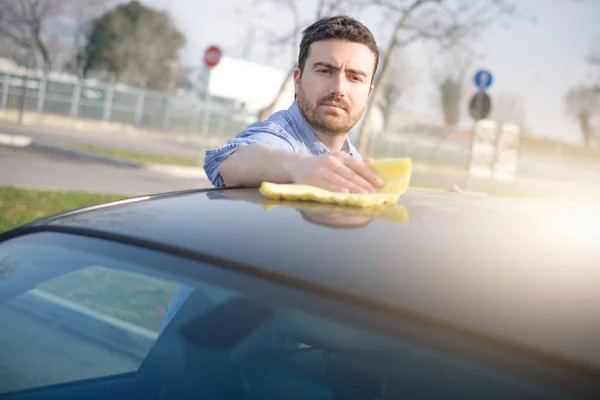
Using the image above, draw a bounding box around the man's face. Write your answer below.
[294,39,375,136]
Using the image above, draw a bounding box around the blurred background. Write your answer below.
[1,0,599,231]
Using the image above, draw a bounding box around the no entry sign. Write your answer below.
[204,45,222,68]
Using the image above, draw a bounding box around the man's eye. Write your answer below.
[350,75,362,82]
[317,69,330,74]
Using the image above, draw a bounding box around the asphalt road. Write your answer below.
[0,305,140,394]
[0,124,216,159]
[0,145,211,196]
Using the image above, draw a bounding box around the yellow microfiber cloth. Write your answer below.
[259,158,412,208]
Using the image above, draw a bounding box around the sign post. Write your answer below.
[465,69,521,188]
[469,69,493,121]
[200,45,222,164]
[465,69,494,189]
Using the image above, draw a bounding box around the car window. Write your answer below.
[0,232,587,399]
[0,244,182,393]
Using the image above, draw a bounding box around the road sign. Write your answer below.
[204,45,222,68]
[468,91,492,121]
[473,69,493,90]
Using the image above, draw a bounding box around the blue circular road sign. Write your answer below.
[474,69,493,90]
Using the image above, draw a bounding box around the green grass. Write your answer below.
[60,142,199,167]
[0,186,126,232]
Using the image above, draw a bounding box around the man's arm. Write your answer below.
[219,143,383,194]
[218,143,299,187]
[204,122,382,193]
[203,126,299,188]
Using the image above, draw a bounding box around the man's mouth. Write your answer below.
[321,102,346,111]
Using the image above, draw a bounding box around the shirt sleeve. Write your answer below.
[203,122,296,188]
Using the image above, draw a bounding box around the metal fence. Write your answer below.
[0,70,254,138]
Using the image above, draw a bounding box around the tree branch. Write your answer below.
[0,30,30,47]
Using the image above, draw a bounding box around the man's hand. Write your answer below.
[288,152,384,194]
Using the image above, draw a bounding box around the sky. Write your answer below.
[144,0,600,144]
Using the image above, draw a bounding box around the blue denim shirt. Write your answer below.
[203,101,362,188]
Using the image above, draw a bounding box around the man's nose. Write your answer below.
[330,72,347,97]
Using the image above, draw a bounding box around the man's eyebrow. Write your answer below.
[312,62,368,77]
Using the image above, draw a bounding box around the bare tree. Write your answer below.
[432,44,474,126]
[0,0,112,73]
[376,50,417,132]
[564,38,600,148]
[0,0,70,72]
[355,0,522,154]
[565,84,600,148]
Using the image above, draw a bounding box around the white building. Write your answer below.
[203,56,295,115]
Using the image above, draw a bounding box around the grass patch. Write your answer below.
[60,142,199,167]
[0,186,126,232]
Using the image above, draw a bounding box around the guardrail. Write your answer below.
[0,71,255,139]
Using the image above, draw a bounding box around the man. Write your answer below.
[160,16,386,334]
[204,15,384,194]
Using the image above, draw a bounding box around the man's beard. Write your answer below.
[296,84,365,136]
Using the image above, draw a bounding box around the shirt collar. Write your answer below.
[288,101,360,158]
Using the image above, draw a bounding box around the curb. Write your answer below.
[32,141,144,169]
[1,132,209,180]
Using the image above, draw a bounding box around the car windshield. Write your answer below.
[0,232,578,399]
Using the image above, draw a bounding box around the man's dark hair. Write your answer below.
[297,15,379,81]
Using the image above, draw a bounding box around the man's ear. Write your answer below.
[293,67,301,86]
[368,84,374,97]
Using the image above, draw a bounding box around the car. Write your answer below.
[0,186,598,399]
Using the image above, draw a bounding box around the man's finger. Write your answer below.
[343,157,384,188]
[323,183,350,194]
[321,169,370,194]
[331,164,378,193]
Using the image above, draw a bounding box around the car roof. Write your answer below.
[5,187,600,374]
